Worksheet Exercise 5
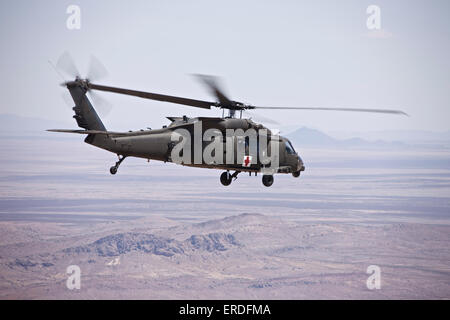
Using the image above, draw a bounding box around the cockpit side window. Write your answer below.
[285,140,296,154]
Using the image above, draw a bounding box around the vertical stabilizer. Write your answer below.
[66,80,106,131]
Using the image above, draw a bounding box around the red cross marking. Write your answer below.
[243,156,252,167]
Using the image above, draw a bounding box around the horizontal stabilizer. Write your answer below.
[47,129,124,135]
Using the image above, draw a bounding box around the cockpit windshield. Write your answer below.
[285,140,296,154]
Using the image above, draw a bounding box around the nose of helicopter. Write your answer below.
[298,155,305,172]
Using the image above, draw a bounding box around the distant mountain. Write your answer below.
[288,127,336,146]
[287,127,408,149]
[62,232,240,258]
[192,213,269,231]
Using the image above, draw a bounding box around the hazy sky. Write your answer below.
[1,0,449,133]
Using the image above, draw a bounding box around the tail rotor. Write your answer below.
[53,52,113,118]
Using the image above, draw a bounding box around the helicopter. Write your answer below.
[49,54,407,187]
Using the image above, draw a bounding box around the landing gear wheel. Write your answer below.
[110,166,118,175]
[262,175,274,187]
[220,171,232,186]
[109,155,127,175]
[292,171,301,178]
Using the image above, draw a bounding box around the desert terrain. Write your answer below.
[0,131,449,299]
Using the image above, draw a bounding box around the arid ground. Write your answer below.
[0,133,449,299]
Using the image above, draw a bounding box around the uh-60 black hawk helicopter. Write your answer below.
[49,54,407,187]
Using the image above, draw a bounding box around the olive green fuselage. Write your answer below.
[86,117,304,174]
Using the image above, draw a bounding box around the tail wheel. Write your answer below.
[262,175,274,187]
[220,171,232,186]
[292,171,301,178]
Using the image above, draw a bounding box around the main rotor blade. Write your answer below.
[249,106,408,116]
[193,74,232,106]
[88,83,215,109]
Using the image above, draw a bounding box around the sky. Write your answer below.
[0,0,449,133]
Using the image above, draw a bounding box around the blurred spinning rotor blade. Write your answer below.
[87,55,109,82]
[56,51,80,78]
[88,90,113,118]
[61,87,112,118]
[193,74,232,106]
[249,106,408,116]
[61,92,74,109]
